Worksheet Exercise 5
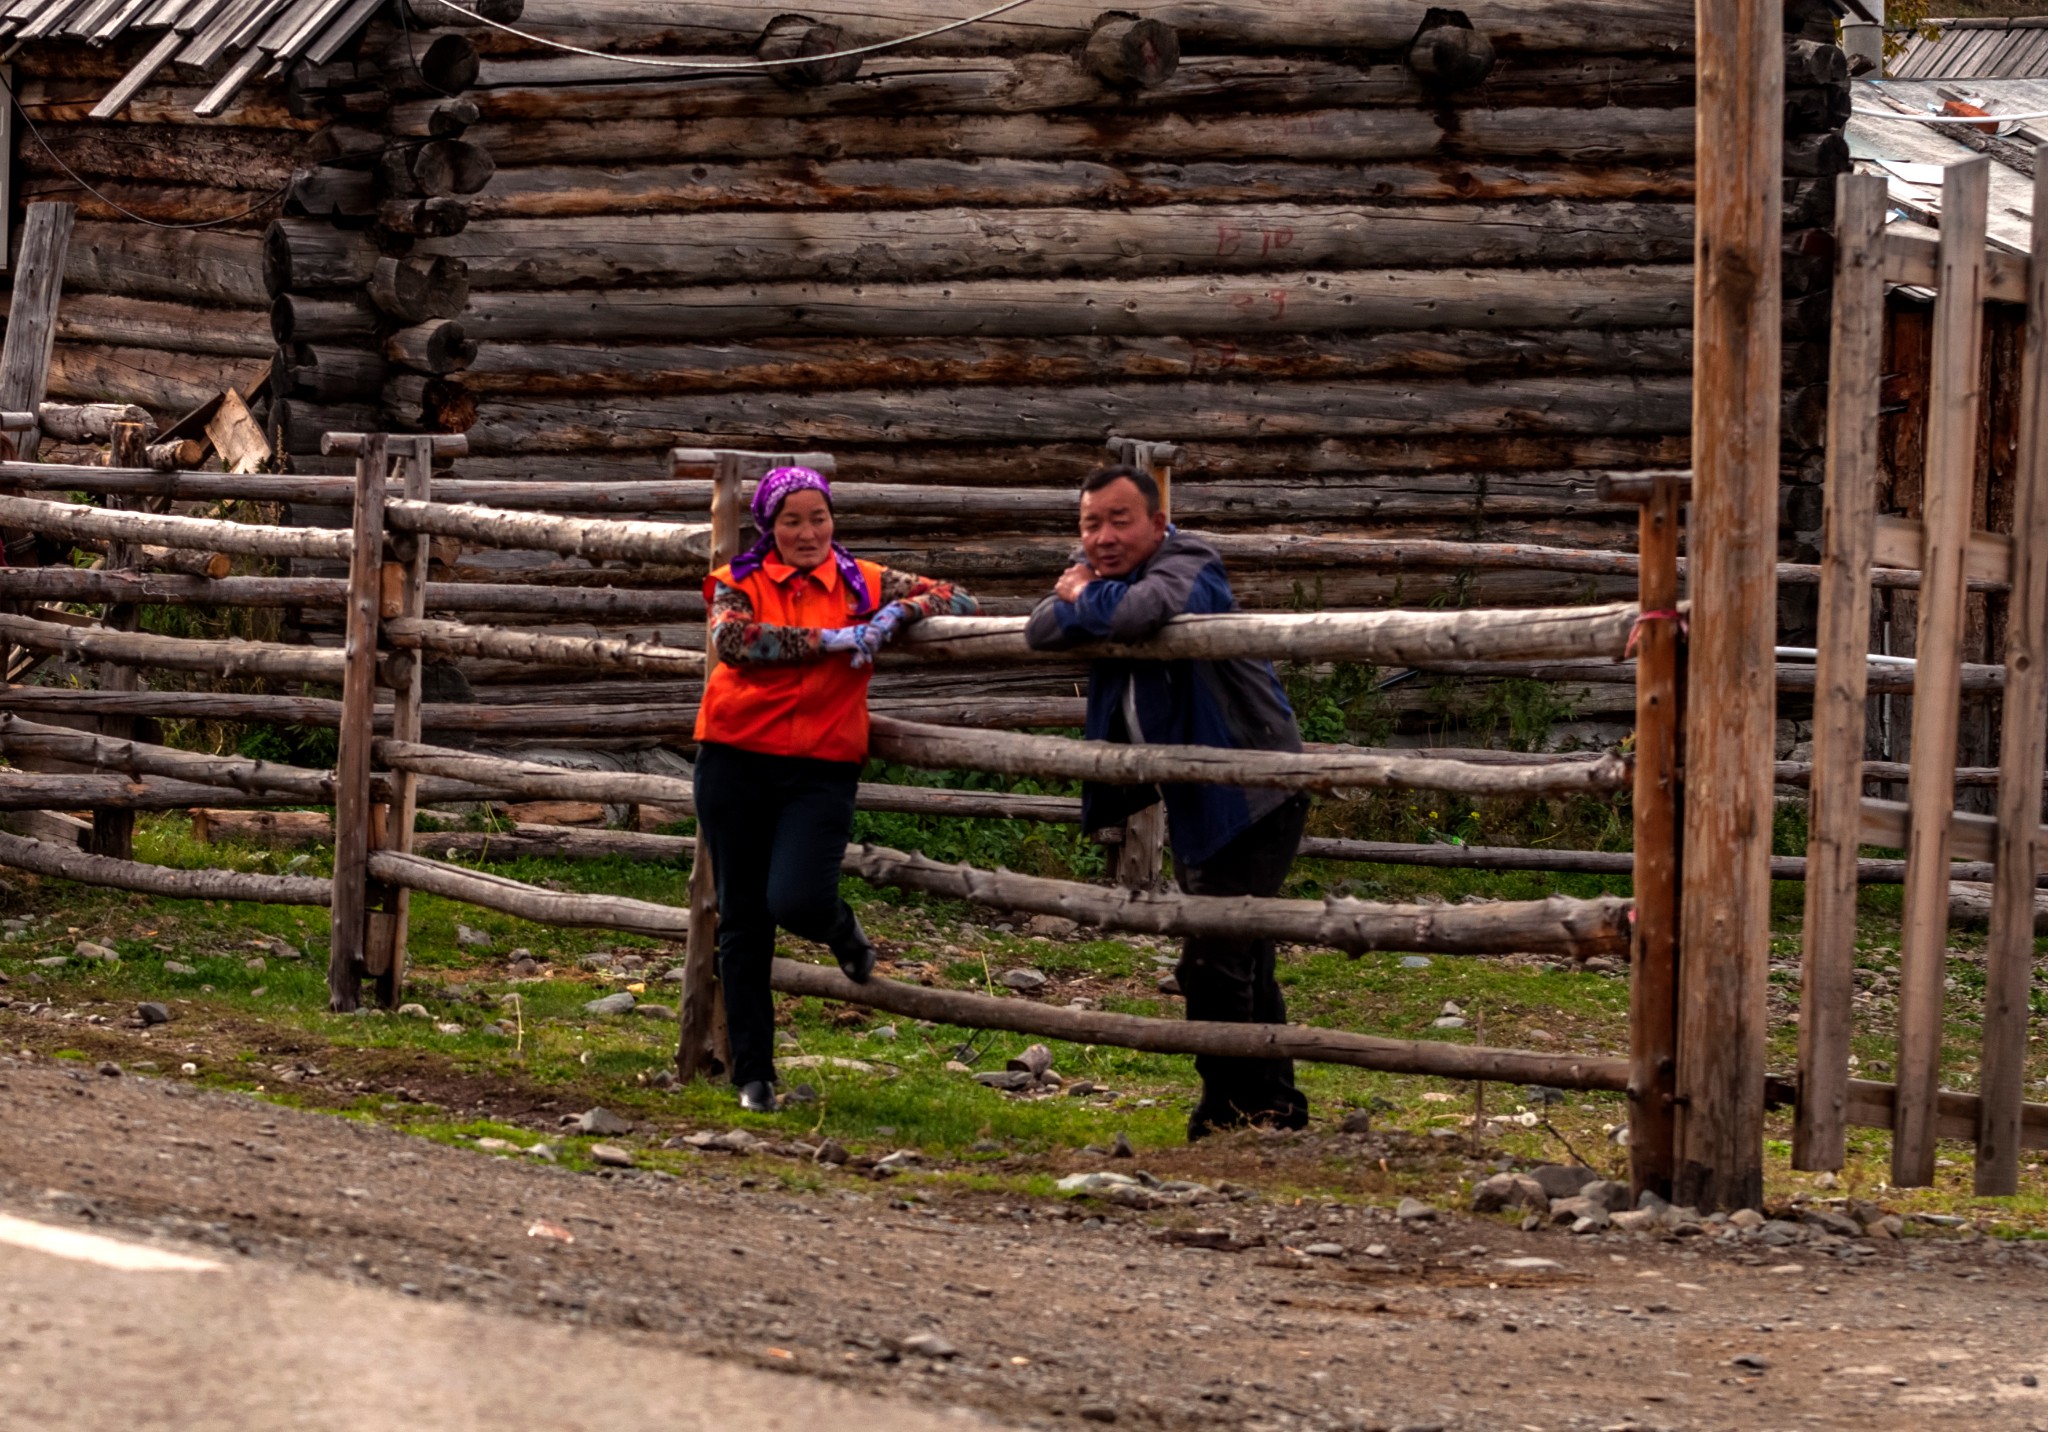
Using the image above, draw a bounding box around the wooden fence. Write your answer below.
[6,398,2046,1201]
[1795,160,2048,1197]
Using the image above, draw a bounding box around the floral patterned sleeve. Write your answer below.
[875,568,980,619]
[708,577,824,666]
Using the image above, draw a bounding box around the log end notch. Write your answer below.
[1083,13,1181,89]
[1407,8,1497,90]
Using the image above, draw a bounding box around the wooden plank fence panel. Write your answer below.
[1894,158,1991,1189]
[1794,172,1888,1172]
[1978,154,2048,1196]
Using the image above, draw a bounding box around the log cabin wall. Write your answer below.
[5,52,296,425]
[4,2,1855,649]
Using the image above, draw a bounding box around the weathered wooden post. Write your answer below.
[0,202,75,465]
[1674,0,1782,1211]
[1893,160,1989,1189]
[1103,437,1183,893]
[1626,473,1684,1201]
[1793,172,1888,1173]
[365,434,441,1008]
[87,421,150,861]
[1976,157,2048,1196]
[677,451,749,1082]
[327,432,389,1014]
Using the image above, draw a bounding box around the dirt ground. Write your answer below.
[4,1050,2048,1431]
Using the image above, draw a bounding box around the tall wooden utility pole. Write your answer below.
[1675,0,1782,1211]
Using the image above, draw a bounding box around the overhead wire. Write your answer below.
[412,0,1044,72]
[0,67,293,230]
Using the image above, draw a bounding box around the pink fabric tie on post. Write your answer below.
[1624,608,1688,659]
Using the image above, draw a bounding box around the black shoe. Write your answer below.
[738,1080,778,1113]
[833,917,877,985]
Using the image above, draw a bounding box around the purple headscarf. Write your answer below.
[727,465,873,613]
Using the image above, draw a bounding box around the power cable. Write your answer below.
[415,0,1043,73]
[0,68,292,230]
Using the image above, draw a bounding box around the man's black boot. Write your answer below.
[739,1080,777,1112]
[833,915,877,984]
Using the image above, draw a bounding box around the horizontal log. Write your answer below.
[0,774,313,811]
[190,810,336,847]
[456,266,1695,343]
[36,402,153,443]
[0,716,496,805]
[271,292,383,345]
[469,1,1696,56]
[370,835,1628,957]
[0,687,1086,735]
[0,714,342,802]
[64,224,267,306]
[46,345,268,417]
[462,155,1695,220]
[443,51,1693,121]
[895,603,1639,666]
[867,718,1629,796]
[466,106,1696,169]
[0,566,706,619]
[0,493,352,561]
[4,292,272,360]
[467,375,1693,451]
[381,738,1584,823]
[461,328,1697,398]
[467,434,1692,487]
[428,202,1695,290]
[771,956,1629,1087]
[1841,1076,2048,1152]
[842,842,1631,957]
[0,830,331,905]
[0,612,346,684]
[383,617,706,676]
[384,499,710,562]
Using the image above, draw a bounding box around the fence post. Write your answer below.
[1793,172,1888,1173]
[365,435,434,1008]
[678,450,745,1081]
[327,432,389,1014]
[87,420,150,861]
[1977,157,2048,1195]
[1893,160,1989,1188]
[1627,474,1684,1201]
[1674,0,1781,1212]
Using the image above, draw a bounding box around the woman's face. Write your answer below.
[771,488,834,570]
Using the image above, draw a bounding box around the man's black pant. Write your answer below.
[692,741,861,1088]
[1174,794,1311,1138]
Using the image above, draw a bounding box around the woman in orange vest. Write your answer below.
[694,466,977,1112]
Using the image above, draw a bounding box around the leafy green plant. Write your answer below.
[1281,661,1396,747]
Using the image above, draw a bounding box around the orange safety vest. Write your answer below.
[693,555,885,764]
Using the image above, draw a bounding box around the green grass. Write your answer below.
[6,810,2048,1224]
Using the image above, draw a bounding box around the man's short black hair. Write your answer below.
[1080,463,1160,514]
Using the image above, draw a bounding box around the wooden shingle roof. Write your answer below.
[0,0,393,119]
[1892,16,2048,80]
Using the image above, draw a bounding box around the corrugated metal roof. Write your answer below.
[1849,76,2044,253]
[0,0,387,119]
[1893,17,2048,80]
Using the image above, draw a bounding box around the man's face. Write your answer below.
[1078,477,1167,579]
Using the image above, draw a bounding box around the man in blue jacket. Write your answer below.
[1025,464,1309,1139]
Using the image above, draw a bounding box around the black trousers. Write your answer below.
[1174,794,1311,1136]
[693,741,861,1087]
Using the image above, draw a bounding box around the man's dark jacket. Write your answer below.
[1023,528,1302,866]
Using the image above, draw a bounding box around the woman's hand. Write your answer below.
[1054,561,1096,604]
[819,601,919,668]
